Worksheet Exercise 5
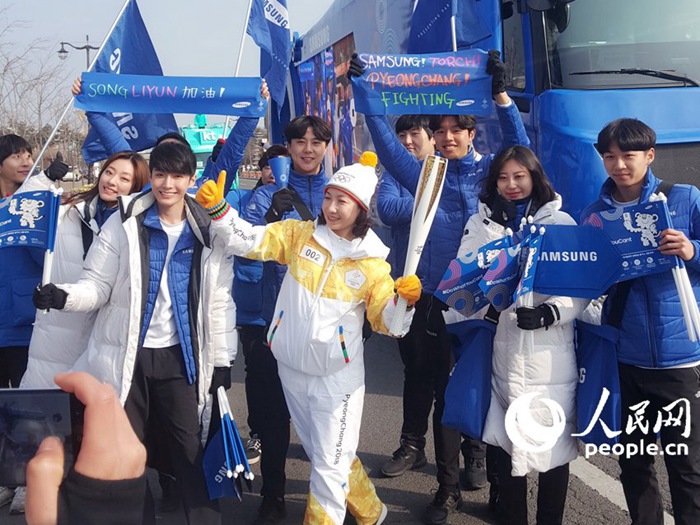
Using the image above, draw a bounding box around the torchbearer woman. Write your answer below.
[197,152,421,524]
[457,146,587,525]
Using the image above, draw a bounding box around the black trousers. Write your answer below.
[244,324,290,499]
[397,293,463,487]
[0,346,28,387]
[493,446,569,525]
[618,363,700,525]
[124,344,220,525]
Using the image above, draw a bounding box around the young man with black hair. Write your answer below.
[581,118,700,525]
[350,51,529,524]
[238,115,330,524]
[33,141,236,525]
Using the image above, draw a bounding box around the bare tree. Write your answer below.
[0,5,85,171]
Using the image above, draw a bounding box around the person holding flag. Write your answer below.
[196,152,421,525]
[349,51,529,524]
[0,134,68,508]
[32,141,236,525]
[581,118,700,525]
[456,145,587,525]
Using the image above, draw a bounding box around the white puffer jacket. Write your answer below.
[62,192,236,441]
[458,196,588,476]
[19,174,100,388]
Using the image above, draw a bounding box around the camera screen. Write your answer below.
[0,389,82,487]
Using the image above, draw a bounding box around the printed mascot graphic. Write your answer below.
[8,197,45,229]
[623,211,659,247]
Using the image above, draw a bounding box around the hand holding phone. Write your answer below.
[25,372,146,525]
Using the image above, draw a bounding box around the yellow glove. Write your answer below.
[395,275,421,306]
[196,170,230,220]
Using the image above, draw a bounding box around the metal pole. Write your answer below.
[451,15,458,52]
[86,34,91,69]
[222,0,255,138]
[27,0,132,179]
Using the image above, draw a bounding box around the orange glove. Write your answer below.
[395,275,421,306]
[196,170,230,220]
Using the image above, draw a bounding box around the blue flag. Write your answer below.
[75,73,267,117]
[350,50,492,115]
[202,428,240,500]
[82,0,178,163]
[435,236,511,318]
[0,191,61,250]
[407,0,491,53]
[246,0,291,108]
[479,243,523,311]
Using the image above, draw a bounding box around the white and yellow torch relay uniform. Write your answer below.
[211,213,413,524]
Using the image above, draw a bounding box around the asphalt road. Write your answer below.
[0,333,677,524]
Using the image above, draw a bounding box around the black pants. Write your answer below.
[124,344,220,525]
[239,324,265,436]
[244,325,290,499]
[397,294,463,487]
[493,446,569,525]
[0,346,28,387]
[618,363,700,525]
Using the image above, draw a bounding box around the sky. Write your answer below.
[1,0,334,123]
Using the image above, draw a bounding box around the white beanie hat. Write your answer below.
[324,152,379,210]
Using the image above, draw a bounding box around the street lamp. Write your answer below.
[58,35,99,70]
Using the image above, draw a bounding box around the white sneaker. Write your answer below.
[0,487,15,508]
[376,503,388,524]
[9,487,25,515]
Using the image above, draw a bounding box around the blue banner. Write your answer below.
[0,191,60,250]
[247,0,291,109]
[82,0,178,163]
[202,428,240,500]
[75,73,267,117]
[350,49,492,115]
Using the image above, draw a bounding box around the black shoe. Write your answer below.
[246,435,262,465]
[422,485,463,525]
[159,475,178,513]
[460,457,487,490]
[380,442,427,477]
[254,496,286,524]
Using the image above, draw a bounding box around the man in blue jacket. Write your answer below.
[581,118,700,525]
[239,115,329,524]
[351,51,529,524]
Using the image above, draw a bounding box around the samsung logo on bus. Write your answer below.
[540,251,598,262]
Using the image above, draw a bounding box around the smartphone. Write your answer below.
[0,389,84,487]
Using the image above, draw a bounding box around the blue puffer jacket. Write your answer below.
[0,246,43,347]
[199,117,258,192]
[376,172,412,279]
[365,103,529,292]
[238,168,327,323]
[581,170,700,368]
[138,206,198,383]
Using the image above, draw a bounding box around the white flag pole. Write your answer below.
[26,0,133,180]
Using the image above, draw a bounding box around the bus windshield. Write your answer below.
[545,0,700,89]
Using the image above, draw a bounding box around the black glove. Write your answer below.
[426,296,448,337]
[33,283,68,310]
[486,50,507,97]
[211,139,225,163]
[347,53,366,78]
[209,366,232,394]
[45,159,70,182]
[516,304,558,330]
[264,188,295,223]
[489,194,517,226]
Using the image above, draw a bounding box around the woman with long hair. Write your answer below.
[21,151,150,388]
[457,146,588,525]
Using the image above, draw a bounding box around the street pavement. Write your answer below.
[0,333,676,524]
